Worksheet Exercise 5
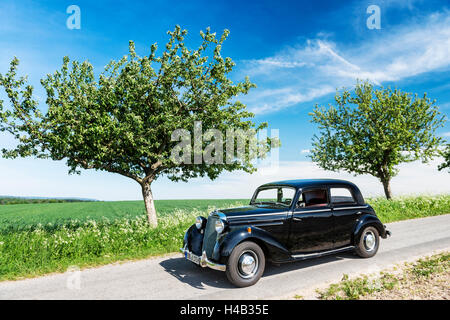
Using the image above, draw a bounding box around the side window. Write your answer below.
[330,188,356,205]
[297,189,329,208]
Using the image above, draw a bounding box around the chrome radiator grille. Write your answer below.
[202,214,218,258]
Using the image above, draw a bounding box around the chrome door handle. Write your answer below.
[293,217,302,222]
[356,211,362,215]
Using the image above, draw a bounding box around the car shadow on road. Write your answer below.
[159,252,358,290]
[159,257,234,290]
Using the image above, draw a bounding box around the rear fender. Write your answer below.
[353,214,387,244]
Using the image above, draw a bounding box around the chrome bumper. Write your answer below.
[180,247,226,272]
[384,225,392,238]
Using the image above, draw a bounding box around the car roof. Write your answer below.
[259,179,358,189]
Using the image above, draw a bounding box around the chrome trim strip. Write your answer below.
[227,212,289,219]
[180,248,226,272]
[252,221,284,227]
[291,246,354,259]
[294,208,332,213]
[333,206,368,211]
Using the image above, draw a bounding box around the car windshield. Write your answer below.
[251,187,295,207]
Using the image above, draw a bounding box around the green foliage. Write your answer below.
[0,26,273,225]
[411,252,450,277]
[0,26,266,180]
[438,143,450,172]
[310,81,446,198]
[367,194,450,223]
[318,272,399,300]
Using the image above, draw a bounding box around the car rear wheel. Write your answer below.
[355,226,379,258]
[225,241,265,287]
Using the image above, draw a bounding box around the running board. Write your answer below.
[291,246,355,261]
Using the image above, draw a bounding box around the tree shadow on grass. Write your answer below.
[159,252,358,290]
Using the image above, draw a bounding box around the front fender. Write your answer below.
[216,226,291,263]
[184,224,204,256]
[353,214,387,244]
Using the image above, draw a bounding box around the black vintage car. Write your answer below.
[181,179,391,287]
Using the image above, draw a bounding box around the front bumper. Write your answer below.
[180,246,226,272]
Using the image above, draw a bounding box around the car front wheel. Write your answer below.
[355,226,379,258]
[225,241,265,287]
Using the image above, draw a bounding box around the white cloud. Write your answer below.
[241,11,450,114]
[442,132,450,137]
[153,158,450,200]
[1,156,448,201]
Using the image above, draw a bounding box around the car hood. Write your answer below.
[217,205,288,218]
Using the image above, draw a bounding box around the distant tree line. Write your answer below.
[0,198,95,205]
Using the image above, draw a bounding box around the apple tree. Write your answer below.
[0,26,273,226]
[309,81,445,199]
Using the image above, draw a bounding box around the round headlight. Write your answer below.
[195,216,204,229]
[215,219,225,233]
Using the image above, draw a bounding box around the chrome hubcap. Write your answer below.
[364,231,376,251]
[238,250,258,278]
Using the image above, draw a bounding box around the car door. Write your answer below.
[330,187,361,248]
[288,187,334,254]
[243,186,296,247]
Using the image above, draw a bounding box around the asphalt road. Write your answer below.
[1,214,449,300]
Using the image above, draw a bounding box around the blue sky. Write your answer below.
[0,0,449,200]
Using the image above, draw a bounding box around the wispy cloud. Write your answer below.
[244,85,335,114]
[241,10,450,114]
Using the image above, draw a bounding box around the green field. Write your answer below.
[1,195,449,233]
[0,199,249,233]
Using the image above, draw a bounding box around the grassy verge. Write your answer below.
[0,195,449,281]
[367,194,450,223]
[313,252,450,300]
[0,202,248,281]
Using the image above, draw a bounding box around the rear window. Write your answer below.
[330,188,356,205]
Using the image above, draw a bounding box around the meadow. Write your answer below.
[0,195,449,281]
[0,199,248,233]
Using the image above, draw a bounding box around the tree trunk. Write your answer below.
[381,178,392,200]
[141,182,158,227]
